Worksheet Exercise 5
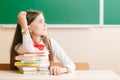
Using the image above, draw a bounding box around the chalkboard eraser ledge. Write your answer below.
[0,24,93,29]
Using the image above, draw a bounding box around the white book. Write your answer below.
[15,55,49,61]
[24,50,49,56]
[18,66,37,71]
[18,69,37,74]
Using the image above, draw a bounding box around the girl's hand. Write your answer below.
[17,11,28,30]
[50,66,68,75]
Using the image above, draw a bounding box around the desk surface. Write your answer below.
[0,70,120,80]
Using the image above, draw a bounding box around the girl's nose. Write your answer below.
[44,22,47,27]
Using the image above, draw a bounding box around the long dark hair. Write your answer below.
[10,10,54,70]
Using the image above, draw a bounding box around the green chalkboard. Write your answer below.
[0,0,99,24]
[104,0,120,24]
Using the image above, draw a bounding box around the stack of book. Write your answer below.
[14,51,50,74]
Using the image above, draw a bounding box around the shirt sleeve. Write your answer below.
[50,38,76,72]
[15,34,36,54]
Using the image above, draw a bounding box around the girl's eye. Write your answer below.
[38,19,45,23]
[38,19,43,23]
[39,20,42,23]
[39,21,42,23]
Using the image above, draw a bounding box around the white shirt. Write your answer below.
[15,34,76,72]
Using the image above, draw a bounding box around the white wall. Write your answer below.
[0,26,120,75]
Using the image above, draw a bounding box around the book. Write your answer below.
[14,62,40,67]
[38,70,50,74]
[18,69,37,74]
[37,66,49,71]
[15,55,49,61]
[21,59,49,64]
[18,66,37,71]
[23,50,49,56]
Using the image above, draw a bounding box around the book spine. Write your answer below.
[14,62,40,67]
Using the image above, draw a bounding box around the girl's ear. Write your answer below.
[28,25,32,33]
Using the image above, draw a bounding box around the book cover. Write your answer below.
[18,69,37,74]
[14,62,40,67]
[15,55,49,61]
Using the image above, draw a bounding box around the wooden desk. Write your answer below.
[0,70,120,80]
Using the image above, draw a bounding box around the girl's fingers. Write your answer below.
[50,66,62,75]
[50,66,54,75]
[17,11,28,28]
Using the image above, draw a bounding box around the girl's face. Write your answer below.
[29,14,47,36]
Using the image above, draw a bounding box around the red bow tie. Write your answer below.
[33,41,45,50]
